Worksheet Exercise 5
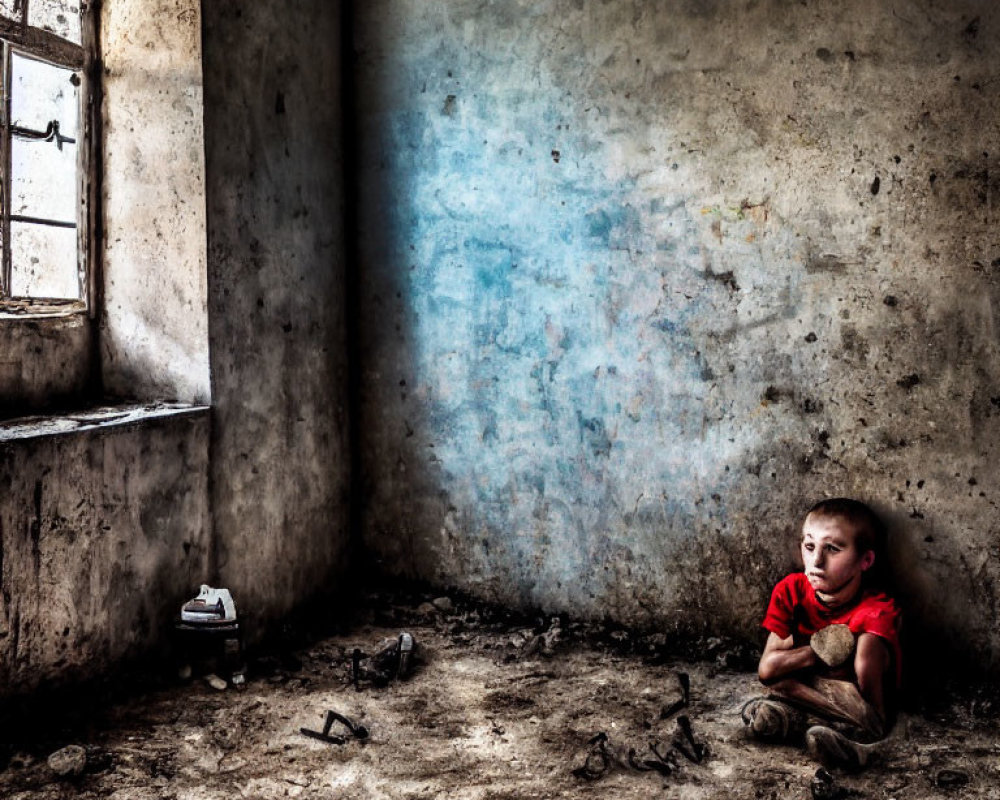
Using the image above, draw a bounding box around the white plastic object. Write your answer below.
[181,584,237,624]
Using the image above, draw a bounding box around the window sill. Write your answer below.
[0,298,87,319]
[0,402,210,443]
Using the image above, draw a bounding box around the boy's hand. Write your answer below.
[758,632,820,683]
[810,624,855,667]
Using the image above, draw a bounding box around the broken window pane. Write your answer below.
[28,0,81,45]
[10,220,78,299]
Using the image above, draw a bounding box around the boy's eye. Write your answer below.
[803,543,814,551]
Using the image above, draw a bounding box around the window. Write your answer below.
[0,0,94,311]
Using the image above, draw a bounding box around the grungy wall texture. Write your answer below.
[101,0,211,405]
[202,1,352,633]
[0,314,93,417]
[356,0,1000,674]
[0,409,210,697]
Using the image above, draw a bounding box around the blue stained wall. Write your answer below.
[356,1,1000,671]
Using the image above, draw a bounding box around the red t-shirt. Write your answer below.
[762,572,903,685]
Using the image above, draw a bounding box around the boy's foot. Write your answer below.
[740,697,807,743]
[805,725,881,771]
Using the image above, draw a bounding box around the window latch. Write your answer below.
[11,120,76,151]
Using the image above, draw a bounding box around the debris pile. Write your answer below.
[572,671,708,785]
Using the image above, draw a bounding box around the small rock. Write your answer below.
[811,624,855,667]
[416,602,437,616]
[47,745,86,778]
[432,597,454,613]
[177,663,192,681]
[205,673,228,691]
[542,620,562,653]
[935,769,970,789]
[521,634,543,657]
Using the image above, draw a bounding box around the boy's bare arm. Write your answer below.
[758,631,819,683]
[854,632,891,719]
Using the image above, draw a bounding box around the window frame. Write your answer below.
[0,0,99,315]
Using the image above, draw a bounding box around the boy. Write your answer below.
[741,498,902,770]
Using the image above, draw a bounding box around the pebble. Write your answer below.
[47,745,87,778]
[935,769,970,788]
[811,624,855,667]
[432,597,454,613]
[205,673,228,691]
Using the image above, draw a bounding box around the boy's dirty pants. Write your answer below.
[766,675,886,741]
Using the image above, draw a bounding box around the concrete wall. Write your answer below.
[355,0,1000,674]
[0,313,93,417]
[3,0,210,414]
[0,0,216,702]
[202,0,352,632]
[0,408,210,696]
[0,0,353,701]
[101,0,211,405]
[102,0,352,638]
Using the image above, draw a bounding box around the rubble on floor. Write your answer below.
[1,590,998,799]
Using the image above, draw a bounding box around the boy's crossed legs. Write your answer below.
[742,675,888,770]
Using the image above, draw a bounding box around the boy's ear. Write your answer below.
[860,549,875,571]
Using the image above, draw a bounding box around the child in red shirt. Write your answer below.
[742,498,902,770]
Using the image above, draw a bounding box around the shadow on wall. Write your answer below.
[351,0,1000,678]
[883,506,1000,686]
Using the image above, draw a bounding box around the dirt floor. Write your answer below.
[2,592,999,799]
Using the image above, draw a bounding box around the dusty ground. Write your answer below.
[2,593,999,799]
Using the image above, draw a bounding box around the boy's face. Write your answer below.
[800,513,875,601]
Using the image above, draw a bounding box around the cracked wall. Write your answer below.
[355,0,1000,677]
